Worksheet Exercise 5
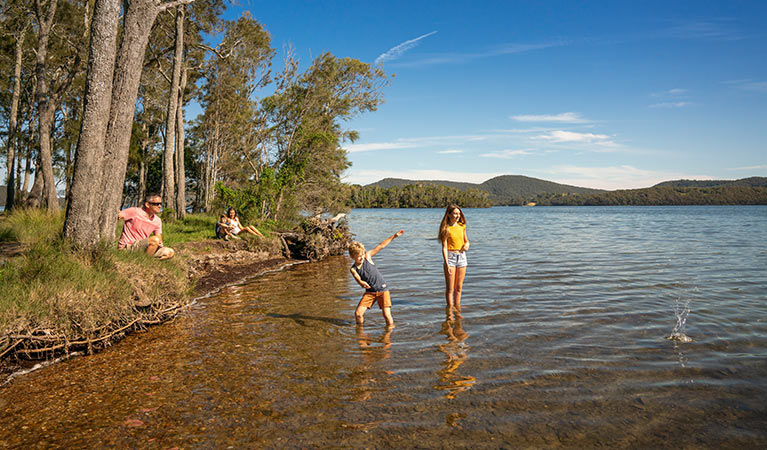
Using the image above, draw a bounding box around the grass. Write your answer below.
[0,210,192,342]
[0,209,280,352]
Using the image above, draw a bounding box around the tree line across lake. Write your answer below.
[345,177,767,208]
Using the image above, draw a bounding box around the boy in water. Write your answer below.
[348,230,404,328]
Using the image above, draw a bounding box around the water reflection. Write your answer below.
[349,326,393,402]
[434,316,475,399]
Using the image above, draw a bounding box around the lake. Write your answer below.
[1,206,766,448]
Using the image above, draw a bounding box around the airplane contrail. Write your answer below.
[375,31,438,65]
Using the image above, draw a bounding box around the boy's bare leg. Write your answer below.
[355,304,368,326]
[382,307,394,328]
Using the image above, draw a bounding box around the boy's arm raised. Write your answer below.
[368,230,404,258]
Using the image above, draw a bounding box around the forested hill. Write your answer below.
[653,177,767,188]
[367,175,604,205]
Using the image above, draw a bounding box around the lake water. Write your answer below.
[1,206,766,448]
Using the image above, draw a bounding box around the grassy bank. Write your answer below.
[0,210,226,360]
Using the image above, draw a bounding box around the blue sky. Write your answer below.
[234,0,766,190]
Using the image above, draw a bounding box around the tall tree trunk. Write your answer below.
[162,7,184,215]
[5,27,26,211]
[63,0,119,246]
[22,148,32,195]
[96,0,193,240]
[34,0,61,212]
[26,153,43,208]
[175,63,187,218]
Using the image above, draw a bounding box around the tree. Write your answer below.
[2,9,30,211]
[256,52,390,220]
[64,0,194,247]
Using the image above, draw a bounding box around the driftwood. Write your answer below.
[278,214,352,261]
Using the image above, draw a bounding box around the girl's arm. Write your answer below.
[460,227,470,252]
[368,230,404,258]
[442,237,450,266]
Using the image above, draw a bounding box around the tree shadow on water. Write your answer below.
[267,313,352,327]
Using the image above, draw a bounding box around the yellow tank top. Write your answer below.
[446,223,466,251]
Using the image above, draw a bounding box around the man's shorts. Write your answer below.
[447,250,468,268]
[124,238,173,259]
[359,290,391,309]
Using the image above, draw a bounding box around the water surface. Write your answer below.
[1,206,766,448]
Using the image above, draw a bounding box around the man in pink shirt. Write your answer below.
[118,193,175,260]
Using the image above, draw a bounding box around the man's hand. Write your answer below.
[360,281,371,290]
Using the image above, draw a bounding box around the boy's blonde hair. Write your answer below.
[348,242,365,258]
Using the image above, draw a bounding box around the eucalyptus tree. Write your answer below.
[0,1,31,211]
[32,0,87,212]
[194,12,272,212]
[256,53,390,221]
[64,0,194,247]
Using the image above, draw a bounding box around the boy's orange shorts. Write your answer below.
[359,291,391,309]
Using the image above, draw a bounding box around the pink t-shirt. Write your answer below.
[118,207,162,249]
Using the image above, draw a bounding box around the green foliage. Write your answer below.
[534,186,767,206]
[348,184,492,208]
[366,175,605,206]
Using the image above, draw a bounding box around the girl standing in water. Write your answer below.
[439,205,469,317]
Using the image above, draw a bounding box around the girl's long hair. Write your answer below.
[438,204,466,242]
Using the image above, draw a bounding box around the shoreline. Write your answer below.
[0,240,300,386]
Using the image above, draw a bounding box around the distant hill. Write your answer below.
[368,175,605,205]
[654,177,767,188]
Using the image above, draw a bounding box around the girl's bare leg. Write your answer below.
[443,264,456,310]
[246,226,264,237]
[453,266,466,314]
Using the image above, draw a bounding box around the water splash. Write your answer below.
[667,296,693,343]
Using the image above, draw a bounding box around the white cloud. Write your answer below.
[652,88,688,97]
[437,149,463,154]
[480,149,531,158]
[724,79,767,93]
[343,142,418,153]
[375,31,438,65]
[536,130,614,145]
[511,112,590,123]
[543,165,713,190]
[659,20,743,41]
[391,41,565,67]
[342,169,504,186]
[727,164,767,171]
[649,101,693,108]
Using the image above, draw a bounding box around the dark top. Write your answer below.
[352,258,387,292]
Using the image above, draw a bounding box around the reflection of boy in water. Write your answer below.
[348,230,403,327]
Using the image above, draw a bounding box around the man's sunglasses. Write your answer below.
[147,201,162,206]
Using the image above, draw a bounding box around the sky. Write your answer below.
[229,0,766,190]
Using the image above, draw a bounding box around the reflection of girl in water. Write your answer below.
[439,205,469,318]
[435,317,475,399]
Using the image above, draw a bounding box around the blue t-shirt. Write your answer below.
[352,258,387,292]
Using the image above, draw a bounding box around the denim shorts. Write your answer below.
[447,251,468,268]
